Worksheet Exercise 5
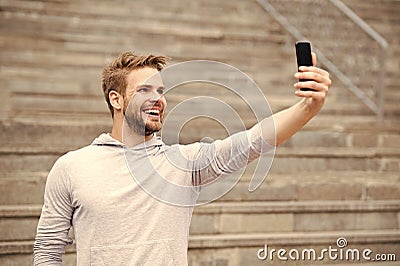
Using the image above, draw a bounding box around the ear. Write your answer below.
[109,90,124,112]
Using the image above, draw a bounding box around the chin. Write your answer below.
[145,122,163,135]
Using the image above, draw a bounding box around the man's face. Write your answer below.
[123,67,166,136]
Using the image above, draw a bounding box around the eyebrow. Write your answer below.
[136,84,165,90]
[136,84,153,89]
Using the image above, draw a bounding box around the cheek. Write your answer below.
[161,97,167,108]
[125,95,142,110]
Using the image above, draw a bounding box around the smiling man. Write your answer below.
[33,51,331,265]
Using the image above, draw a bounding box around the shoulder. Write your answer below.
[46,144,102,188]
[52,144,95,171]
[166,141,223,162]
[167,142,203,159]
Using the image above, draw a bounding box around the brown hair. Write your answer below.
[102,51,170,117]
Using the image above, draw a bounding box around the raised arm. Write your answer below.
[187,53,331,186]
[261,53,332,146]
[33,156,74,265]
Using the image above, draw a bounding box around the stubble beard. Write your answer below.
[124,100,163,137]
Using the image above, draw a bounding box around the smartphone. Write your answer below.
[295,41,315,91]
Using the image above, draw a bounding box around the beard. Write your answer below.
[123,100,164,137]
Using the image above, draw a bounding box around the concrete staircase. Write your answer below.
[0,0,399,265]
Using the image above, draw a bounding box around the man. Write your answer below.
[34,51,331,265]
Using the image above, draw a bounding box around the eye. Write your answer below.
[157,88,165,95]
[137,87,148,93]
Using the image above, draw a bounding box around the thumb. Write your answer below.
[311,52,317,66]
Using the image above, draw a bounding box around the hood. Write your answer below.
[91,133,164,152]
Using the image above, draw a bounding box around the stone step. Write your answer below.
[0,8,279,48]
[165,120,400,147]
[257,0,400,107]
[4,111,399,135]
[5,88,400,124]
[270,147,400,173]
[283,130,400,149]
[1,63,397,123]
[1,230,398,265]
[303,114,399,132]
[342,0,400,28]
[1,141,399,173]
[0,11,285,43]
[0,201,399,240]
[3,24,398,76]
[5,1,396,54]
[0,42,331,71]
[188,230,400,266]
[0,132,399,165]
[0,35,287,69]
[0,0,274,31]
[1,57,398,119]
[222,170,400,202]
[7,82,391,128]
[1,2,396,104]
[190,200,400,235]
[8,91,397,122]
[1,0,398,125]
[0,0,398,264]
[0,62,294,100]
[4,83,399,119]
[2,43,397,95]
[1,170,399,205]
[0,121,111,152]
[0,109,400,140]
[0,50,397,97]
[1,118,399,152]
[0,174,46,205]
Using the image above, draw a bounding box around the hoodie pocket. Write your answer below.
[90,239,176,266]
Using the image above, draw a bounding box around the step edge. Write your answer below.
[188,229,400,248]
[194,200,400,214]
[1,200,399,217]
[1,230,399,254]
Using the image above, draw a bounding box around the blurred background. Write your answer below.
[0,0,399,265]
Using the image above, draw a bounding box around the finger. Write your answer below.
[294,72,320,83]
[294,89,326,103]
[311,52,317,67]
[294,81,329,94]
[294,83,328,99]
[294,81,319,92]
[295,73,331,88]
[298,66,330,78]
[295,89,316,98]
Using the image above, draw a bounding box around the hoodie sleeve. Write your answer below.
[191,124,273,186]
[33,155,74,265]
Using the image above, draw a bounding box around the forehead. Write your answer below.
[126,67,163,89]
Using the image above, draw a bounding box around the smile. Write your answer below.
[143,108,161,117]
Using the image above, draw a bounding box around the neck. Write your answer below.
[110,115,153,147]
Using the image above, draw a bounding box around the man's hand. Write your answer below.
[259,52,332,146]
[293,52,332,115]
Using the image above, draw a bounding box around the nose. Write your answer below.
[149,89,161,102]
[148,89,166,107]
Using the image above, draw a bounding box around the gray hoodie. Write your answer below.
[34,126,271,265]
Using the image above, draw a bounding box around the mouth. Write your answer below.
[142,107,162,119]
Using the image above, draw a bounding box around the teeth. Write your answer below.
[144,109,160,115]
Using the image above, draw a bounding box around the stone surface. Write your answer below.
[1,0,400,264]
[0,218,38,241]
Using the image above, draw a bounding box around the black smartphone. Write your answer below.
[295,41,315,91]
